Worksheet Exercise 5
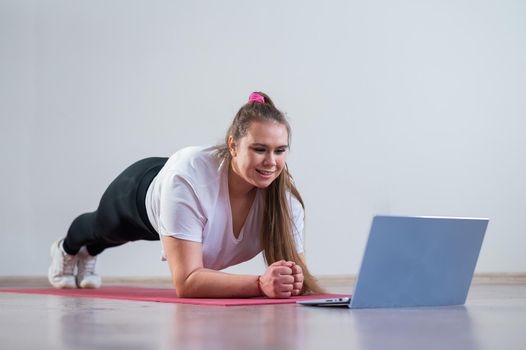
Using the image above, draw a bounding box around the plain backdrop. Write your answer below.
[1,0,525,277]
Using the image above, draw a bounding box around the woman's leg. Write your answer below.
[50,157,168,289]
[63,157,168,255]
[62,212,120,256]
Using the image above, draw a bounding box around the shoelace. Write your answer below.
[78,255,96,276]
[62,254,76,275]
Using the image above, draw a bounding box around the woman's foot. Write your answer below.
[48,239,77,289]
[76,246,101,289]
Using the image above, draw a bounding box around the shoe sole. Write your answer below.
[76,275,102,289]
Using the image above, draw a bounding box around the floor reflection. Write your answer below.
[47,296,163,350]
[162,304,304,350]
[351,306,481,350]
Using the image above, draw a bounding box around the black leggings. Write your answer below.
[63,157,168,256]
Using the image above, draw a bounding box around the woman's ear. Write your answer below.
[227,136,237,157]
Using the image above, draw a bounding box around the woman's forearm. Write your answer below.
[175,268,261,298]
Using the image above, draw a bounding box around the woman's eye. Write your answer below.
[252,148,286,154]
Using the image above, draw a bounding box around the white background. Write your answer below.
[1,0,525,277]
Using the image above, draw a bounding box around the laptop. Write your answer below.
[298,215,488,308]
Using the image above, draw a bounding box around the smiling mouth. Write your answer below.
[256,169,274,176]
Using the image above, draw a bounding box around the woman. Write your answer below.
[48,92,323,298]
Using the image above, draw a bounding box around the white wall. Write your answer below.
[1,0,525,277]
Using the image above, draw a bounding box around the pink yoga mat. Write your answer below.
[0,287,351,306]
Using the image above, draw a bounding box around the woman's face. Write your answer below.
[229,120,289,189]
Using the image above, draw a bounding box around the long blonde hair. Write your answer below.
[216,92,324,294]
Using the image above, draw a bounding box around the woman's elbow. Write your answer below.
[172,278,198,298]
[172,279,187,298]
[171,267,202,298]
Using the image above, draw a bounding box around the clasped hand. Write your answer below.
[259,260,304,298]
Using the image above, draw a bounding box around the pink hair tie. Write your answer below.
[248,92,265,104]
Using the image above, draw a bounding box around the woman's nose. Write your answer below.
[263,152,276,166]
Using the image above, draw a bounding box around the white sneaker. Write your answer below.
[48,239,77,289]
[76,246,101,289]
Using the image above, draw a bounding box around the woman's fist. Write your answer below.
[259,260,303,298]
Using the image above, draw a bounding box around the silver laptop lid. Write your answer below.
[350,216,488,308]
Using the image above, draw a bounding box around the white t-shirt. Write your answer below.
[145,145,305,270]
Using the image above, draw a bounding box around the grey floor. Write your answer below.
[1,279,525,350]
